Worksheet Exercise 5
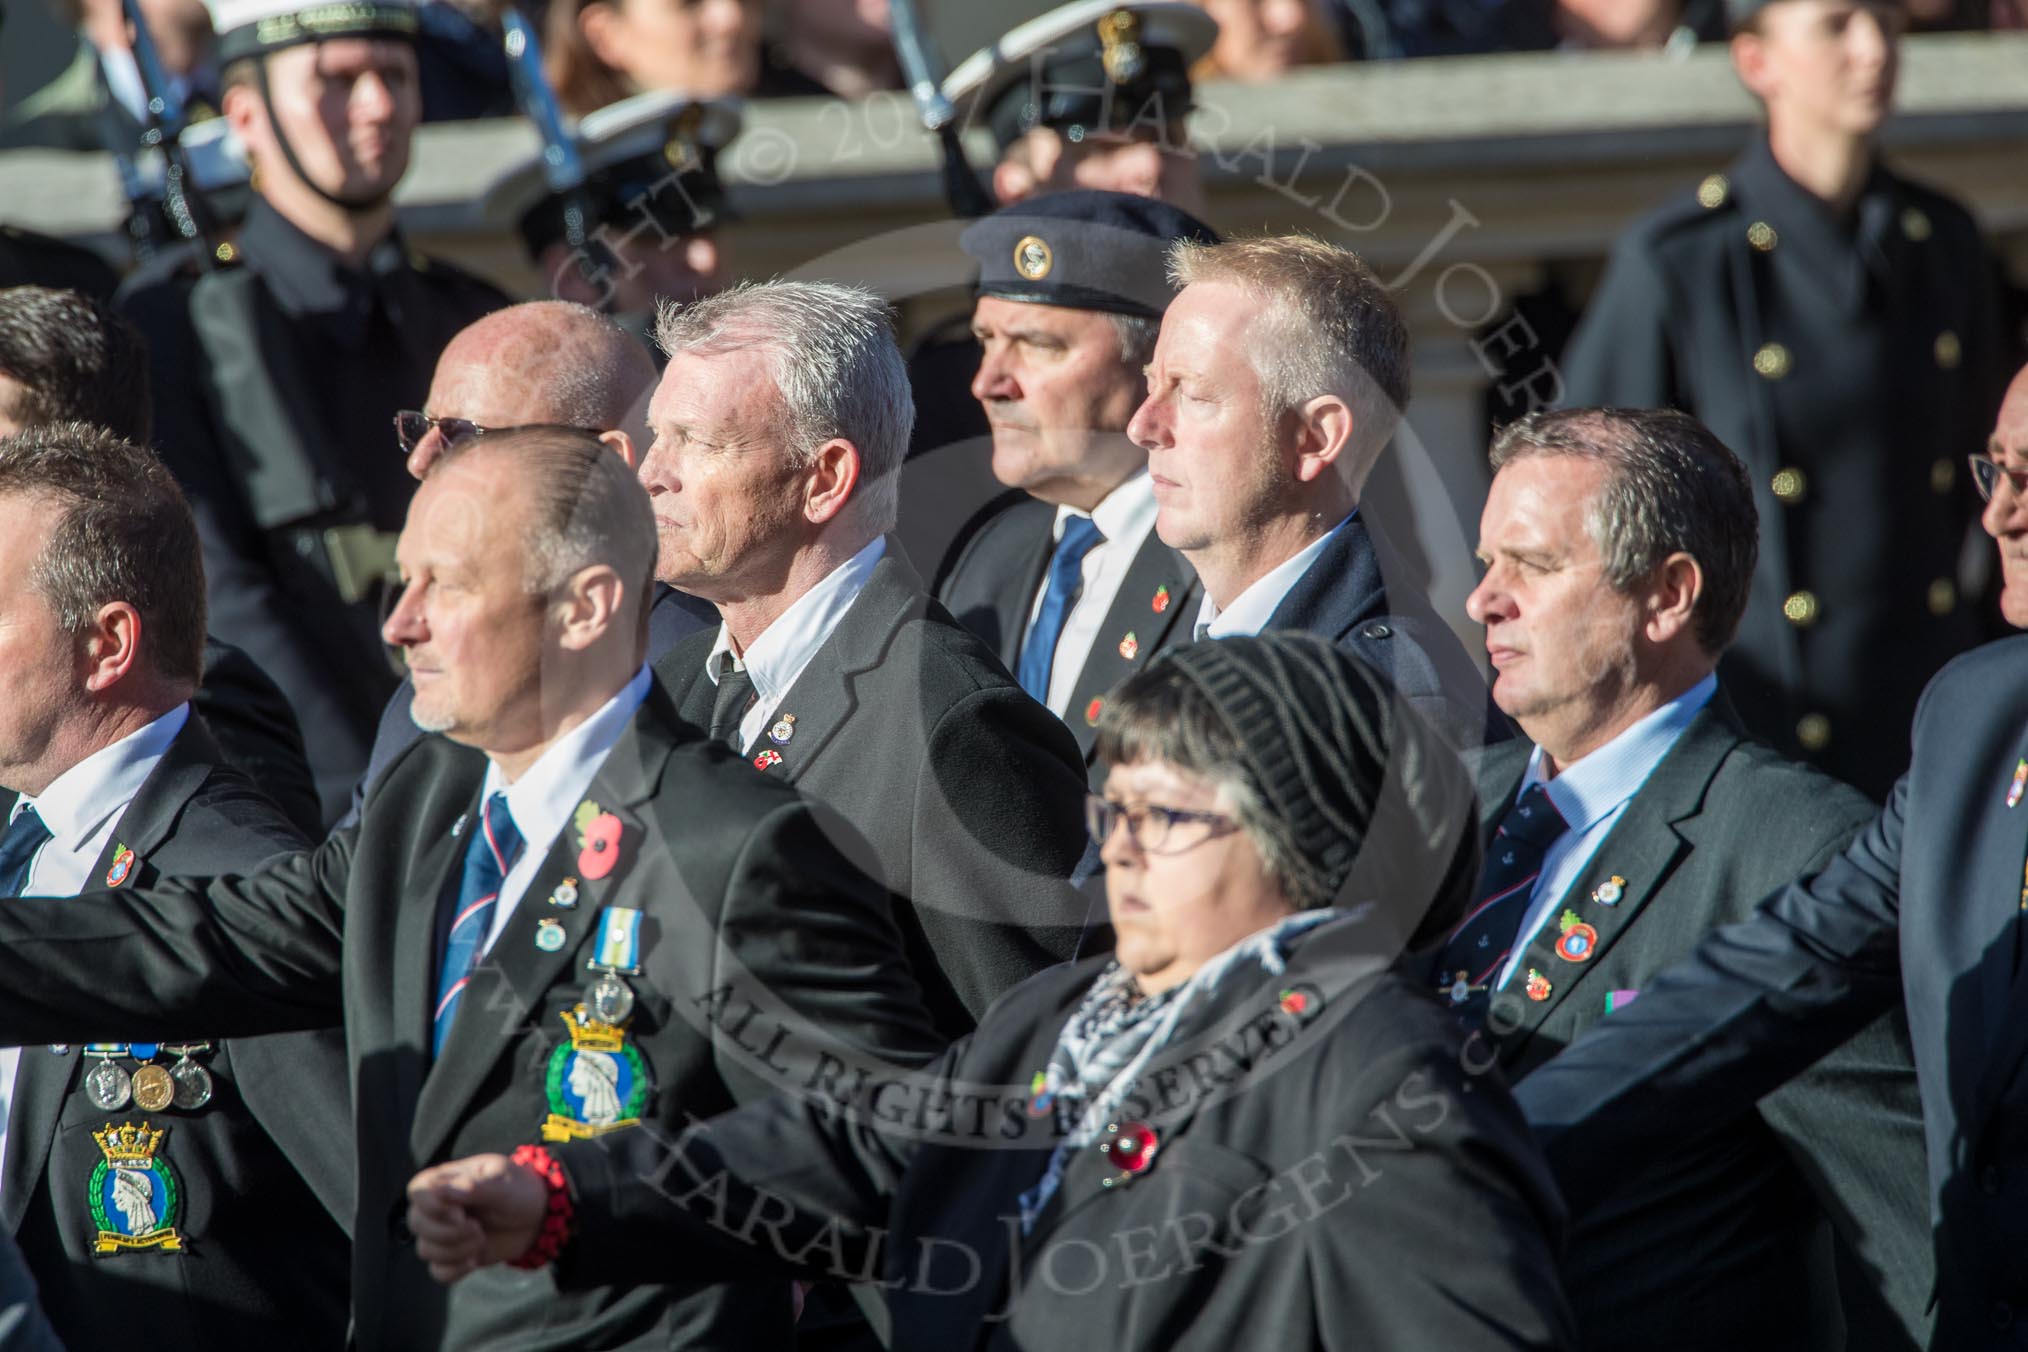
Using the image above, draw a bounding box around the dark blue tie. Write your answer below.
[0,806,51,896]
[433,793,524,1055]
[1018,514,1104,704]
[1436,783,1567,1021]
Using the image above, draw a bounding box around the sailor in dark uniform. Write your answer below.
[479,90,738,355]
[1558,0,2012,799]
[117,0,509,825]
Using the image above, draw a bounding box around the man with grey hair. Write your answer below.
[645,278,1094,1038]
[1128,233,1502,750]
[1448,405,1929,1350]
[342,299,716,825]
[933,190,1220,783]
[0,423,943,1349]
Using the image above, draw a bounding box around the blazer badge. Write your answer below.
[2009,758,2027,809]
[105,844,136,888]
[89,1121,183,1254]
[542,1004,652,1141]
[1554,910,1598,963]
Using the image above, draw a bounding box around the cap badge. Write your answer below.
[1097,9,1146,84]
[1013,235,1053,281]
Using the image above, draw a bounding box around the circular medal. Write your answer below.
[589,972,635,1024]
[169,1056,213,1110]
[535,918,567,952]
[132,1063,176,1112]
[84,1060,132,1111]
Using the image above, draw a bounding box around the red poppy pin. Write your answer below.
[1278,987,1309,1016]
[573,802,623,880]
[754,748,784,771]
[1555,909,1598,963]
[1151,585,1170,615]
[105,844,136,888]
[1525,969,1552,1002]
[1118,631,1139,661]
[1084,697,1104,727]
[1098,1120,1160,1187]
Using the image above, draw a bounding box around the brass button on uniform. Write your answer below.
[1928,578,1957,616]
[1753,342,1792,379]
[1931,457,1957,495]
[1697,174,1730,209]
[1901,207,1932,242]
[1782,590,1819,626]
[1935,330,1962,370]
[1771,467,1807,504]
[1796,713,1831,752]
[1747,221,1778,252]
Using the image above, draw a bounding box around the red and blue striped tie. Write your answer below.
[432,792,524,1056]
[1436,783,1567,1020]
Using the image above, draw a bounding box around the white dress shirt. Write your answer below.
[1494,673,1718,988]
[0,703,189,1168]
[705,536,884,754]
[1023,474,1160,715]
[477,666,651,953]
[1192,514,1351,641]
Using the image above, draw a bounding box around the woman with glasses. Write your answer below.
[405,633,1575,1350]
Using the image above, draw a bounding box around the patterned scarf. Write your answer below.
[1016,909,1339,1232]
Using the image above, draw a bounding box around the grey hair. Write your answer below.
[1105,312,1161,368]
[654,281,913,532]
[1489,407,1759,655]
[430,425,659,633]
[1092,664,1319,908]
[1168,234,1411,485]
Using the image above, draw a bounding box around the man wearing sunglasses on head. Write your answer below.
[335,300,718,828]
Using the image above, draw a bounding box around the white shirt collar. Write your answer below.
[706,536,886,703]
[480,665,651,857]
[1054,471,1157,546]
[17,703,190,850]
[1193,514,1351,641]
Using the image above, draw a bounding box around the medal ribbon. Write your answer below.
[592,907,642,973]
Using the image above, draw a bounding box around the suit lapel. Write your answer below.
[409,692,676,1164]
[1967,725,2028,1120]
[1060,534,1199,759]
[1262,514,1388,642]
[1,716,222,1229]
[1479,706,1741,1065]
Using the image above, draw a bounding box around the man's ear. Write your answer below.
[599,429,640,471]
[81,602,143,693]
[803,439,862,525]
[1643,551,1704,646]
[555,564,626,651]
[1289,395,1355,485]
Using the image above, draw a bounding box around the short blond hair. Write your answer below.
[1169,235,1410,477]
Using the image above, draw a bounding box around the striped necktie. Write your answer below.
[432,792,523,1055]
[1436,783,1566,1021]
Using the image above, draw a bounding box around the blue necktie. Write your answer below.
[0,806,51,896]
[1435,783,1567,1022]
[432,793,524,1055]
[1018,515,1104,704]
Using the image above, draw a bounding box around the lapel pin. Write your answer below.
[451,812,468,839]
[769,714,796,745]
[1027,1070,1056,1118]
[574,802,623,880]
[1117,631,1139,661]
[1605,989,1640,1013]
[754,748,784,771]
[549,877,580,909]
[1555,910,1598,963]
[535,918,567,952]
[1278,987,1309,1016]
[1445,971,1471,1004]
[1524,969,1552,1002]
[1085,697,1105,727]
[1591,875,1626,906]
[1097,1120,1160,1188]
[2009,758,2026,808]
[1151,585,1170,615]
[105,844,136,888]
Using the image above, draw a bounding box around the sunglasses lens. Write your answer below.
[394,411,428,454]
[441,419,483,448]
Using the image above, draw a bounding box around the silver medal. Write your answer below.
[84,1059,132,1111]
[170,1055,213,1110]
[589,972,635,1024]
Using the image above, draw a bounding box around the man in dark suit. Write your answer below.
[341,299,716,824]
[0,425,942,1351]
[119,0,509,824]
[1512,367,2028,1348]
[0,283,322,833]
[1444,406,1929,1349]
[1127,232,1505,750]
[645,280,1093,1039]
[933,191,1218,784]
[0,422,350,1349]
[1558,0,2013,799]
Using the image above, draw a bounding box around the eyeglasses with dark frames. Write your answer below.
[1084,794,1237,854]
[393,411,490,457]
[1969,453,2028,504]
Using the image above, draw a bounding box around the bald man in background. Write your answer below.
[341,301,716,823]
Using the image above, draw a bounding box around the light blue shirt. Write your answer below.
[1494,673,1718,988]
